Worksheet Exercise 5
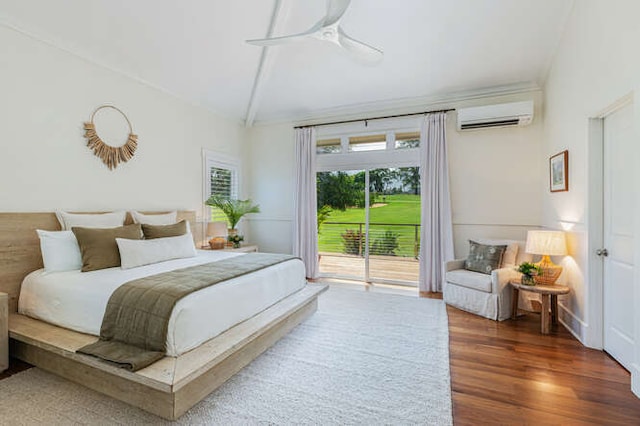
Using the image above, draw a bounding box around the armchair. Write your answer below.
[443,239,532,321]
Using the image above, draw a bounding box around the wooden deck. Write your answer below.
[319,252,419,283]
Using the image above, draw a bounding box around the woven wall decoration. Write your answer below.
[83,105,138,170]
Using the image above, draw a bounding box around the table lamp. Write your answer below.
[525,230,567,285]
[207,221,228,250]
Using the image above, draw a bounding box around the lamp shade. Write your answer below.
[525,230,567,256]
[207,221,228,238]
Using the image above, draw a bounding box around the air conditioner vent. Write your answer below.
[460,119,521,130]
[457,101,533,131]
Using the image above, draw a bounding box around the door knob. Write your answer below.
[596,248,609,257]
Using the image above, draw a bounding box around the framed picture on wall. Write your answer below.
[550,150,568,192]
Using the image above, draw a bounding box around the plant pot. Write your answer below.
[521,274,536,286]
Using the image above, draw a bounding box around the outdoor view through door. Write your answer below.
[317,167,421,285]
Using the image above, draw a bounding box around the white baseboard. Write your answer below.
[558,302,588,345]
[632,364,640,399]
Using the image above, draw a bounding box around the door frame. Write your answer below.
[586,93,636,352]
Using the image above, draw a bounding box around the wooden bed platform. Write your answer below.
[1,211,328,420]
[10,284,327,420]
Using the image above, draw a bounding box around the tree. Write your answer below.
[396,138,419,149]
[369,168,394,193]
[353,169,393,194]
[398,167,420,195]
[317,205,332,233]
[317,171,361,210]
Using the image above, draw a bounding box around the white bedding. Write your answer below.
[18,250,306,356]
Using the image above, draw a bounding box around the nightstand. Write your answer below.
[223,244,258,253]
[0,292,8,372]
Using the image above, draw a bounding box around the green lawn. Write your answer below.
[318,194,421,257]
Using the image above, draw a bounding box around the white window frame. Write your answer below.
[202,149,241,219]
[315,116,422,171]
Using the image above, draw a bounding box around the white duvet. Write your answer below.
[18,250,306,356]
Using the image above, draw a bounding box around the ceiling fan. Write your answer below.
[246,0,383,63]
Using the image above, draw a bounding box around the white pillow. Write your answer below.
[56,210,126,231]
[36,230,82,272]
[131,211,178,225]
[116,233,197,269]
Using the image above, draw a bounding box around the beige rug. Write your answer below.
[0,287,452,425]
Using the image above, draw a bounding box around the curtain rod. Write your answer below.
[293,108,455,129]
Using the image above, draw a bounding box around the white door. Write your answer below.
[603,103,635,371]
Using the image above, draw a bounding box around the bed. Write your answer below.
[19,250,306,356]
[0,211,327,419]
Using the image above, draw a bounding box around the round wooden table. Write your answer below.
[510,281,570,334]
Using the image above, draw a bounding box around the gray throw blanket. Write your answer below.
[78,253,297,371]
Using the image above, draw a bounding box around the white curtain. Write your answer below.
[419,112,454,292]
[293,127,319,279]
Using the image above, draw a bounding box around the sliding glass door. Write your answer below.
[317,167,421,285]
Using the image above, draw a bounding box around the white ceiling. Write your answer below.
[0,0,574,125]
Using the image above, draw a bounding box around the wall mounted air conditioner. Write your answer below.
[456,101,534,131]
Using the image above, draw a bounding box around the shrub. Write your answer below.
[369,231,399,256]
[341,229,364,255]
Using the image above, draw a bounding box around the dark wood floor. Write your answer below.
[447,305,640,424]
[3,284,640,424]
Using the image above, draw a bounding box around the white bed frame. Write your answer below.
[0,211,327,420]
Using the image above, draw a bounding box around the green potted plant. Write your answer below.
[205,196,260,240]
[517,262,542,286]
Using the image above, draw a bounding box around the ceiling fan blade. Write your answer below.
[337,28,383,63]
[246,32,313,47]
[323,0,351,27]
[246,21,323,47]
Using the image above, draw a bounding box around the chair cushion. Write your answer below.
[445,269,493,293]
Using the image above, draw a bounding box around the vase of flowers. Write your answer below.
[517,262,542,286]
[228,234,244,249]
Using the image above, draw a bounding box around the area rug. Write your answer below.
[0,287,452,425]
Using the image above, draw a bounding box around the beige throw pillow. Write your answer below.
[142,220,188,239]
[72,224,143,272]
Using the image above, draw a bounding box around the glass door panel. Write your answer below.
[367,168,420,284]
[317,170,366,281]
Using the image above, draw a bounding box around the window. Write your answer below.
[349,134,386,152]
[203,150,239,223]
[316,128,421,157]
[316,138,341,154]
[394,131,420,149]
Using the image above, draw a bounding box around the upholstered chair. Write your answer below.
[443,239,532,321]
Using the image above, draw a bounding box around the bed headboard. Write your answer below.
[0,211,196,313]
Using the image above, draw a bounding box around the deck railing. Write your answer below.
[318,221,420,258]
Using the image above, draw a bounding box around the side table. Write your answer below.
[223,244,258,253]
[510,281,570,334]
[200,244,258,253]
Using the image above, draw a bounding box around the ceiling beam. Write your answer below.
[244,0,290,127]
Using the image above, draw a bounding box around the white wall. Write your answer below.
[244,92,543,257]
[0,25,244,221]
[542,0,640,396]
[244,123,296,254]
